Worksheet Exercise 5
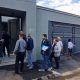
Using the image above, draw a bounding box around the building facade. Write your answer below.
[0,0,80,61]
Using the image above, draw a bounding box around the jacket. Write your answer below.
[41,39,51,55]
[26,38,34,50]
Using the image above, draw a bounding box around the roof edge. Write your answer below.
[36,5,80,18]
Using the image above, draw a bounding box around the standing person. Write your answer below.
[39,34,51,71]
[49,38,56,68]
[57,37,63,54]
[0,39,4,63]
[54,38,61,69]
[13,31,26,74]
[26,34,34,69]
[2,31,11,57]
[68,39,74,59]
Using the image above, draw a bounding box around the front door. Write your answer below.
[8,19,20,52]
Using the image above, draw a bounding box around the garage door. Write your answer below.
[49,21,80,53]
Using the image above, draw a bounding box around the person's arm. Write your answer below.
[13,40,20,53]
[32,39,34,49]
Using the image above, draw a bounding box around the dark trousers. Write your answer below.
[3,43,10,56]
[15,52,25,73]
[54,56,60,69]
[49,52,54,66]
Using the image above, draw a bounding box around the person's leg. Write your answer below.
[5,44,10,57]
[45,55,52,70]
[3,44,6,56]
[15,55,19,74]
[49,53,54,67]
[27,50,33,68]
[40,54,46,70]
[54,56,60,69]
[20,53,25,72]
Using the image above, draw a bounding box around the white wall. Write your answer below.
[0,0,37,61]
[36,6,80,60]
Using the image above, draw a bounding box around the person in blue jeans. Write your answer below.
[26,34,34,69]
[39,34,52,71]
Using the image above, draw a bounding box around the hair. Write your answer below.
[43,34,47,38]
[68,39,71,42]
[57,36,61,40]
[19,31,24,37]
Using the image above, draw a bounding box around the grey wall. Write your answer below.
[0,0,37,61]
[36,6,80,60]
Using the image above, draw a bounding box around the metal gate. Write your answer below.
[48,21,80,53]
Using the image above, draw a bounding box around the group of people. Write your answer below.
[39,34,74,71]
[0,31,74,74]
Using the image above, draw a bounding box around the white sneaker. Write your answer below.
[28,66,33,70]
[47,67,53,71]
[26,64,30,67]
[38,69,45,72]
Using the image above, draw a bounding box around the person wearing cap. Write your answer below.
[26,34,34,69]
[13,31,26,74]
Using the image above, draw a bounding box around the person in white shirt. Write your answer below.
[57,37,63,54]
[68,39,74,58]
[53,38,62,69]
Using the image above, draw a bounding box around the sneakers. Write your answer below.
[38,69,45,72]
[47,67,53,71]
[28,66,34,70]
[26,64,30,67]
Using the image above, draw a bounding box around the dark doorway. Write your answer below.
[0,7,26,66]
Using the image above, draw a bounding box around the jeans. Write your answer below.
[40,54,51,69]
[27,50,33,67]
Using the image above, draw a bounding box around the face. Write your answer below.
[19,35,20,38]
[42,35,45,40]
[57,37,61,41]
[28,36,31,39]
[53,39,56,44]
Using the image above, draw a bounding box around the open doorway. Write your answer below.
[0,7,26,65]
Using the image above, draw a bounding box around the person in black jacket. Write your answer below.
[26,34,34,69]
[39,34,52,71]
[2,31,11,57]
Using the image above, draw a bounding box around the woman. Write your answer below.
[13,31,26,74]
[53,38,61,69]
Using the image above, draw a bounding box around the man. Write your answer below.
[2,31,11,57]
[26,34,34,69]
[68,39,74,59]
[13,31,26,74]
[39,34,51,71]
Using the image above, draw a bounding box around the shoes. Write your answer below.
[38,69,45,72]
[26,64,30,67]
[47,67,53,71]
[28,66,34,70]
[15,72,19,74]
[54,67,59,69]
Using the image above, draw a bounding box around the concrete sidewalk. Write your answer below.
[0,54,80,80]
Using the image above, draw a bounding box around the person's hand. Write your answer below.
[0,39,4,42]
